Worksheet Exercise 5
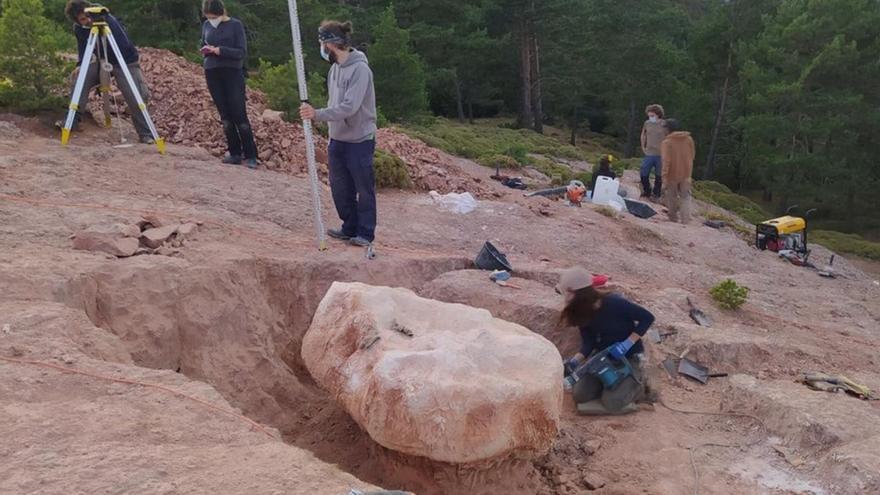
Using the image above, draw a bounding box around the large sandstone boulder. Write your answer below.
[302,282,563,464]
[420,270,581,357]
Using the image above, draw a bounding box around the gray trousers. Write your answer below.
[74,62,152,138]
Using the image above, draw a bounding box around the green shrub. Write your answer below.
[0,0,74,111]
[251,59,326,121]
[478,154,521,170]
[504,143,529,164]
[376,107,390,129]
[373,149,412,189]
[812,230,880,261]
[710,279,750,310]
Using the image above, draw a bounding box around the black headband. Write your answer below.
[318,28,348,45]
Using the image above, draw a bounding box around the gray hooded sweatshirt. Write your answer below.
[314,50,377,143]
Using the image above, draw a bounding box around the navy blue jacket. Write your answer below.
[201,18,247,71]
[75,15,139,67]
[579,294,655,358]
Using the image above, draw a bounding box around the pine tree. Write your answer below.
[739,0,880,221]
[0,0,73,110]
[369,5,428,121]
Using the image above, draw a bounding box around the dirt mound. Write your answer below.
[136,48,480,194]
[377,128,492,196]
[138,48,324,174]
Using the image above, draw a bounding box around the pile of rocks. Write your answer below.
[376,128,493,197]
[97,48,488,194]
[137,48,327,174]
[71,216,199,258]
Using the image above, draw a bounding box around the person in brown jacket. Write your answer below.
[660,119,695,224]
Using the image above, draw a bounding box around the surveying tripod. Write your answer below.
[60,6,165,154]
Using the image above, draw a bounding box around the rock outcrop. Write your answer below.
[301,282,563,464]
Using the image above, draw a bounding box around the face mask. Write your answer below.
[208,18,222,28]
[649,116,658,123]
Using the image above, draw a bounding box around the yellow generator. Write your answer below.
[756,207,816,254]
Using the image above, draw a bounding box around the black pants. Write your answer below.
[205,67,257,160]
[328,139,377,242]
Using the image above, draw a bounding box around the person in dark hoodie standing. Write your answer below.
[59,0,154,144]
[300,21,378,248]
[660,119,695,224]
[201,0,258,168]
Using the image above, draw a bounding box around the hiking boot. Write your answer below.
[245,158,259,170]
[349,236,372,247]
[140,136,155,145]
[222,154,242,165]
[327,228,352,241]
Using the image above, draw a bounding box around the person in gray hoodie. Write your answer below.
[300,20,378,247]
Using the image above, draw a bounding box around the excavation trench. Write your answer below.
[60,255,571,494]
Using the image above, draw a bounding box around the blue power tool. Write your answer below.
[565,347,634,390]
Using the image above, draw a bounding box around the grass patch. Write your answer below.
[402,118,588,164]
[531,157,592,185]
[705,211,755,241]
[693,181,770,225]
[374,149,412,189]
[595,206,619,218]
[811,230,880,261]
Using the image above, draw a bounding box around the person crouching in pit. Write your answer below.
[557,267,657,415]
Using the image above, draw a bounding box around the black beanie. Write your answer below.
[203,0,225,16]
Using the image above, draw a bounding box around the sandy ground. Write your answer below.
[1,115,879,495]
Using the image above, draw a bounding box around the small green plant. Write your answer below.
[710,279,750,310]
[373,149,412,189]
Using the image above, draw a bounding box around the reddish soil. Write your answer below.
[1,114,879,495]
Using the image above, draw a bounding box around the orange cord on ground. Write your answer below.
[0,355,276,439]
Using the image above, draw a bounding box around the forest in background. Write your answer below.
[2,0,879,238]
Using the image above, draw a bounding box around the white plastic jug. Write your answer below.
[591,176,621,205]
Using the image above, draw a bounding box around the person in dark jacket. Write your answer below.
[557,266,656,414]
[201,0,258,168]
[59,0,154,143]
[589,154,617,193]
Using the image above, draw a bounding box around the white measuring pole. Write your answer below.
[287,0,328,251]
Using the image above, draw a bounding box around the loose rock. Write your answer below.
[141,224,179,249]
[71,225,140,257]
